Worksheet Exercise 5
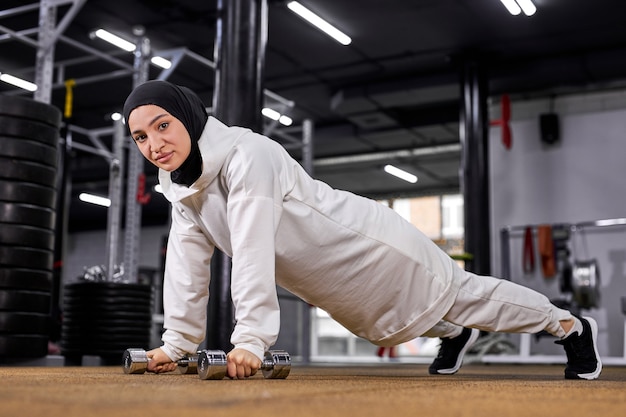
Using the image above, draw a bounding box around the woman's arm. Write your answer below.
[223,139,284,362]
[161,205,214,361]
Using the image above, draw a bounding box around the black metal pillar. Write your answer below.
[51,125,71,345]
[459,61,491,275]
[207,0,268,352]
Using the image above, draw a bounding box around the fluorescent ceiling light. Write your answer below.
[79,192,111,207]
[0,72,37,91]
[287,1,352,46]
[262,107,280,120]
[151,56,172,69]
[384,165,417,184]
[262,107,293,126]
[93,28,136,51]
[515,0,537,16]
[93,29,172,68]
[499,0,536,16]
[279,115,293,126]
[499,0,521,15]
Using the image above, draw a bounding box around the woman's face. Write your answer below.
[128,104,192,171]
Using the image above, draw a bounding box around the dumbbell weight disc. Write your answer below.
[197,350,228,380]
[123,348,149,374]
[262,350,291,379]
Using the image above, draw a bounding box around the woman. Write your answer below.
[123,80,601,380]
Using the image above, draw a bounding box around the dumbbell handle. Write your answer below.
[123,348,198,374]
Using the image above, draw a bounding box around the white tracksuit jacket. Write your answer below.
[158,116,465,362]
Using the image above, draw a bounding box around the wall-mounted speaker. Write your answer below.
[540,113,560,145]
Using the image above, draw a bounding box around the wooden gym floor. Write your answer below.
[0,363,625,417]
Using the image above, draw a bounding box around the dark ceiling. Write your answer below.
[2,0,626,231]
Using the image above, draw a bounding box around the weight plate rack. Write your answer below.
[61,281,153,365]
[0,95,61,359]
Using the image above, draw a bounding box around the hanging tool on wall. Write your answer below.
[522,226,535,273]
[490,94,512,149]
[538,224,556,278]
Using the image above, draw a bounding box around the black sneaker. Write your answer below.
[429,327,480,375]
[555,316,602,380]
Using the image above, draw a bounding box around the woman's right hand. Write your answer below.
[146,347,177,373]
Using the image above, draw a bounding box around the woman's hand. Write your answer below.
[146,348,177,373]
[226,348,262,379]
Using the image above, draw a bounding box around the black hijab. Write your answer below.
[123,80,208,186]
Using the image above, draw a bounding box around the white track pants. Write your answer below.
[423,271,571,339]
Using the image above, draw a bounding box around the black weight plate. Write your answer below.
[62,317,150,328]
[0,268,52,291]
[64,292,152,303]
[0,95,61,128]
[62,330,151,340]
[64,281,152,293]
[61,329,150,342]
[62,311,152,322]
[0,334,48,357]
[0,224,55,250]
[63,296,152,306]
[62,302,151,313]
[0,116,60,145]
[0,246,53,270]
[62,324,151,336]
[63,299,152,310]
[61,339,150,350]
[61,336,151,346]
[61,348,143,362]
[0,157,57,187]
[0,136,57,167]
[0,289,50,313]
[63,309,152,325]
[63,290,153,301]
[62,333,150,345]
[0,202,55,229]
[0,312,49,334]
[61,323,150,332]
[61,334,150,344]
[0,180,56,207]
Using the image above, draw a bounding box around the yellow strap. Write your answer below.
[64,79,76,119]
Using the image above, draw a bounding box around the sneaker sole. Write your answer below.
[571,316,602,380]
[434,328,480,375]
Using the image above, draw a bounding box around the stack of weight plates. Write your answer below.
[0,95,61,359]
[61,281,152,364]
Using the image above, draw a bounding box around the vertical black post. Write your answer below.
[207,0,268,352]
[51,127,71,345]
[459,61,491,275]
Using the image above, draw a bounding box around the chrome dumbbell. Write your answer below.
[122,348,199,374]
[197,349,291,380]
